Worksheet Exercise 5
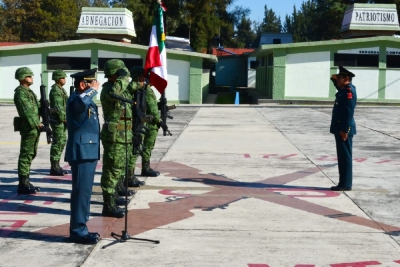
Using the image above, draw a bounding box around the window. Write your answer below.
[334,53,379,67]
[250,60,260,69]
[387,55,400,68]
[98,58,143,71]
[272,38,281,44]
[47,57,91,70]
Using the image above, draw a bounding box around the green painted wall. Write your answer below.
[201,70,210,103]
[189,57,203,104]
[273,49,286,100]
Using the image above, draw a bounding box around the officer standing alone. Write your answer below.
[330,66,357,191]
[65,68,100,244]
[49,69,68,176]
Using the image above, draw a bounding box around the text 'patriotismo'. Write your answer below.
[79,15,125,27]
[354,11,396,22]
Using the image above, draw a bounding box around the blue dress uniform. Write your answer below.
[330,67,357,191]
[64,69,100,244]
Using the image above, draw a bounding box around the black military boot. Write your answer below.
[56,161,69,175]
[116,176,136,197]
[17,175,40,194]
[126,169,146,187]
[50,161,64,176]
[113,192,130,206]
[102,194,125,218]
[141,161,160,177]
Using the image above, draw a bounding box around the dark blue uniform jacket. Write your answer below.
[330,83,357,136]
[65,88,100,162]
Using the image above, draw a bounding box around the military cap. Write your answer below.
[52,69,67,81]
[338,66,355,78]
[130,66,144,80]
[15,67,34,80]
[70,68,97,83]
[104,59,126,77]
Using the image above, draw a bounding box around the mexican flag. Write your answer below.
[144,1,168,94]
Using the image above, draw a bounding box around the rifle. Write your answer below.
[158,92,175,136]
[39,74,53,144]
[132,80,149,155]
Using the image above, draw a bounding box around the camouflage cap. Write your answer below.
[130,66,144,80]
[15,67,34,80]
[104,59,126,77]
[52,69,67,81]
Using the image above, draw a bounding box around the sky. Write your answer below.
[232,0,306,23]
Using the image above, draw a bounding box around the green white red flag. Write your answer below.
[144,1,168,94]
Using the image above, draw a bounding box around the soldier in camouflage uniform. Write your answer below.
[100,59,135,218]
[49,70,68,176]
[128,66,168,179]
[123,66,148,187]
[13,67,43,194]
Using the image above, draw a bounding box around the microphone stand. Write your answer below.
[102,91,159,249]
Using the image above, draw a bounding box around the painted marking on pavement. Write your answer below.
[0,220,28,237]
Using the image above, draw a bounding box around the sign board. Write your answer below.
[77,7,136,41]
[341,4,400,38]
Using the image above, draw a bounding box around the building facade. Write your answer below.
[0,39,216,104]
[252,4,400,103]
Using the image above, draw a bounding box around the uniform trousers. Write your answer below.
[334,134,353,188]
[18,128,40,176]
[69,160,97,238]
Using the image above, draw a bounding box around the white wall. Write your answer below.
[0,54,42,99]
[285,52,330,98]
[347,68,379,100]
[152,59,190,102]
[385,70,400,100]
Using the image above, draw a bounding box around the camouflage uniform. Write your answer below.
[13,67,41,194]
[141,86,162,176]
[128,66,161,178]
[49,70,68,176]
[100,59,133,218]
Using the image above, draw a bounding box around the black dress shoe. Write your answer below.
[88,232,100,238]
[330,186,352,191]
[70,233,99,244]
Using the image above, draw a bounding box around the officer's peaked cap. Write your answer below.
[338,66,355,78]
[71,68,97,82]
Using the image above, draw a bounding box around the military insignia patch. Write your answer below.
[347,92,353,99]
